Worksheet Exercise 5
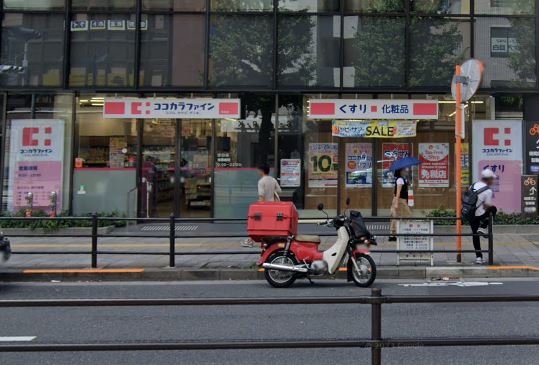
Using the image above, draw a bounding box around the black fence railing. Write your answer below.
[0,214,494,268]
[0,288,537,365]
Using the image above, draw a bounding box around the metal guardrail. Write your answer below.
[0,288,537,365]
[1,214,494,267]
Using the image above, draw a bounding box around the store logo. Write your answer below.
[484,127,512,146]
[131,101,152,115]
[22,127,52,147]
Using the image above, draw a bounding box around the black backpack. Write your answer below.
[461,184,489,223]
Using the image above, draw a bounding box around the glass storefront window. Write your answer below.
[278,0,340,12]
[73,95,137,216]
[4,0,64,10]
[0,13,64,87]
[412,0,470,14]
[2,94,73,214]
[409,17,470,87]
[211,0,273,12]
[343,16,405,87]
[69,13,136,87]
[278,15,341,87]
[474,17,536,88]
[345,0,404,12]
[475,0,535,15]
[142,0,206,11]
[209,15,273,87]
[72,0,136,11]
[140,14,205,87]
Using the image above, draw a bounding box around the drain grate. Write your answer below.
[141,225,199,232]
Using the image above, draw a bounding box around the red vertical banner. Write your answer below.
[382,143,410,188]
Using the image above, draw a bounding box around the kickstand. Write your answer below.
[307,277,314,285]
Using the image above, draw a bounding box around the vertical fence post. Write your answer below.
[488,212,494,265]
[91,213,98,268]
[371,288,382,365]
[169,214,175,268]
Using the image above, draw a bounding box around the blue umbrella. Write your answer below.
[389,157,421,172]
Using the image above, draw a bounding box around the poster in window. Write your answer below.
[472,120,523,213]
[308,143,338,188]
[345,143,372,188]
[418,143,449,188]
[8,119,65,212]
[382,143,410,188]
[280,159,301,188]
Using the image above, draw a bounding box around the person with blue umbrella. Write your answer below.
[388,157,421,241]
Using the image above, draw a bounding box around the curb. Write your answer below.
[1,265,539,282]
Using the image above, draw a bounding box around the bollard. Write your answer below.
[488,212,494,265]
[91,213,98,268]
[169,214,175,268]
[371,288,382,365]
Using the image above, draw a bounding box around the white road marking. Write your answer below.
[0,336,36,342]
[399,281,503,288]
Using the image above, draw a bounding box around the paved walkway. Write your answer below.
[3,232,539,270]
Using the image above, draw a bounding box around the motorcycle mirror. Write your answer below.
[317,203,324,211]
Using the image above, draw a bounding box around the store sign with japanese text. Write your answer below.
[308,99,438,120]
[382,143,410,188]
[280,159,301,188]
[308,143,338,188]
[345,143,372,188]
[525,121,539,174]
[103,98,241,119]
[8,119,65,211]
[472,120,523,213]
[418,143,449,188]
[521,175,538,214]
[332,120,417,138]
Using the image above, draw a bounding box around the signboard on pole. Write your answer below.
[345,143,372,188]
[332,120,417,138]
[418,143,449,188]
[8,119,65,211]
[308,100,438,120]
[525,121,539,174]
[472,120,523,213]
[103,98,241,119]
[307,143,338,188]
[521,175,538,214]
[397,220,434,266]
[280,159,301,188]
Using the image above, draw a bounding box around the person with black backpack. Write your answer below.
[462,169,497,264]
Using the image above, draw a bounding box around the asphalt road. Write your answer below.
[0,279,539,365]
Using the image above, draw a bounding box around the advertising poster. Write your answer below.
[308,143,338,188]
[382,143,410,188]
[280,159,301,188]
[472,120,523,213]
[525,121,539,174]
[461,143,470,186]
[345,143,372,188]
[521,175,538,214]
[8,119,65,211]
[418,143,449,188]
[332,120,417,138]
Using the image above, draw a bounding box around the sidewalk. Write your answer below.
[2,229,539,281]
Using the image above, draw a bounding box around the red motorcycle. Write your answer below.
[248,201,377,288]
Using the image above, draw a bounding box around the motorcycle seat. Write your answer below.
[294,235,321,243]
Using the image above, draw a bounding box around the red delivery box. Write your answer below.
[247,201,299,241]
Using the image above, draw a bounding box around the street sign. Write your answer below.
[451,59,484,102]
[521,175,538,215]
[396,220,434,266]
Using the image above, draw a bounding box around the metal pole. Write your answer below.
[455,65,463,263]
[169,214,175,268]
[371,288,382,365]
[91,213,98,268]
[488,212,494,265]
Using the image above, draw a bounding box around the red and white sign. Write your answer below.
[419,143,449,188]
[8,119,65,211]
[103,98,241,119]
[308,99,438,120]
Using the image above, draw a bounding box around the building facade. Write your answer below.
[0,0,537,219]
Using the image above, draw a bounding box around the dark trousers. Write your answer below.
[469,207,497,259]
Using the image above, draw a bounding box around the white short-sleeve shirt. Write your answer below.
[472,181,493,216]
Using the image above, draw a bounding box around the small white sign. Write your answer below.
[108,20,126,31]
[397,219,434,265]
[280,159,301,188]
[90,20,106,30]
[70,20,88,31]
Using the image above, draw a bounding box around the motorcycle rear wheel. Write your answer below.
[264,251,298,288]
[351,254,376,287]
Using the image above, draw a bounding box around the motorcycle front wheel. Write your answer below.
[264,251,298,288]
[350,253,376,287]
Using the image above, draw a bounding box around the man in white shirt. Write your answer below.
[258,164,281,202]
[470,169,497,264]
